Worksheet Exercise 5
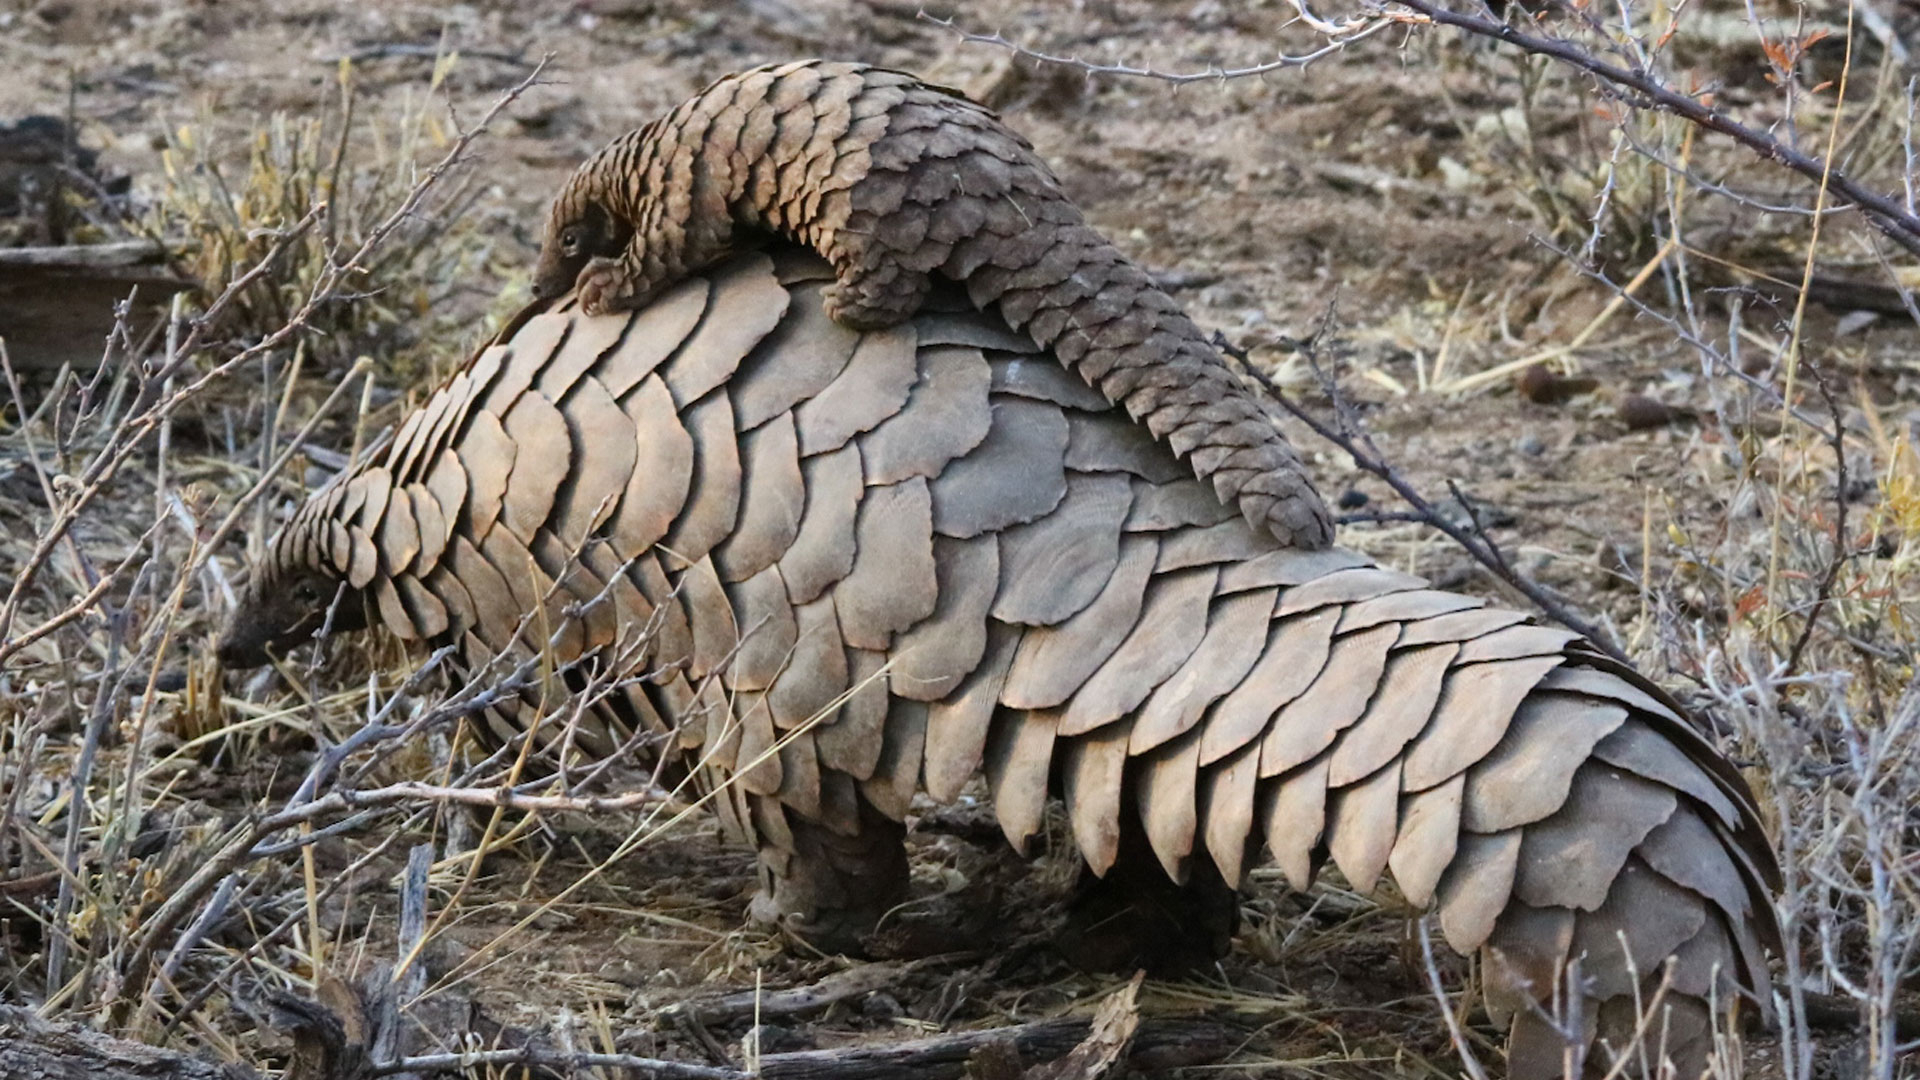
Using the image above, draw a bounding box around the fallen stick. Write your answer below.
[1,1003,1241,1080]
[751,1015,1236,1080]
[658,961,912,1026]
[379,1016,1238,1079]
[0,1004,256,1080]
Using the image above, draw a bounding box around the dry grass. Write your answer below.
[144,54,515,382]
[2,2,1918,1078]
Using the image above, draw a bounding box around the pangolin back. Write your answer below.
[227,251,1779,1078]
[534,59,1334,551]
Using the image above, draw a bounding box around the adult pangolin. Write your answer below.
[223,250,1779,1079]
[529,59,1332,551]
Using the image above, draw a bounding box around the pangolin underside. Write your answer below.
[222,251,1780,1079]
[531,59,1333,551]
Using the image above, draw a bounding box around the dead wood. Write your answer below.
[750,1015,1235,1080]
[658,961,914,1025]
[0,1004,259,1080]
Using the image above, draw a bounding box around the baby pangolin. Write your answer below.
[531,59,1332,552]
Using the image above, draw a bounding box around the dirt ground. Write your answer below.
[3,0,1915,1076]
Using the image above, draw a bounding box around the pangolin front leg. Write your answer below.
[574,256,639,316]
[817,245,934,330]
[532,59,1335,550]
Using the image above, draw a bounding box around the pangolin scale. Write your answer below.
[530,59,1333,551]
[223,251,1780,1079]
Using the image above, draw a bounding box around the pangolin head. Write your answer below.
[532,186,623,301]
[217,530,368,670]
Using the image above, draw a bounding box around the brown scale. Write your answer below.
[531,59,1332,551]
[223,251,1781,1080]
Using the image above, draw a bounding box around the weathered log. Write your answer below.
[0,1004,258,1080]
[0,240,166,269]
[0,241,193,372]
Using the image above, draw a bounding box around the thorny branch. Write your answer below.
[1381,0,1920,255]
[0,59,556,1024]
[1221,322,1632,664]
[1781,373,1854,681]
[0,55,553,667]
[929,2,1920,257]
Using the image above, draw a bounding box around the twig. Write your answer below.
[660,962,914,1026]
[0,56,551,667]
[1384,0,1920,256]
[329,42,536,68]
[157,832,407,1042]
[375,1016,1240,1079]
[1220,327,1631,663]
[376,843,433,1065]
[928,2,1920,256]
[1781,371,1853,680]
[1416,916,1491,1080]
[257,780,669,834]
[375,1049,744,1079]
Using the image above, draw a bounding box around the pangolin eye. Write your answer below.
[561,228,582,255]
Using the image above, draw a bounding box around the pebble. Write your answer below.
[742,1023,810,1054]
[861,991,906,1021]
[1618,394,1681,430]
[1515,365,1599,404]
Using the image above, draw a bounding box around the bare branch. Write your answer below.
[928,3,1920,255]
[1221,327,1631,663]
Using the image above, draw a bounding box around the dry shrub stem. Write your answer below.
[0,57,553,1033]
[1222,326,1631,664]
[0,56,550,669]
[1383,0,1920,257]
[1781,374,1852,682]
[929,1,1920,255]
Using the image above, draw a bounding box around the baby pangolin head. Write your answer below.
[216,560,367,670]
[531,186,625,301]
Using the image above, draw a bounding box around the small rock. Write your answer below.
[1437,493,1515,531]
[1594,538,1635,590]
[1618,393,1682,430]
[1198,283,1255,308]
[861,991,905,1021]
[1148,267,1220,292]
[743,1023,810,1054]
[1187,0,1229,25]
[1515,433,1546,457]
[1515,365,1599,404]
[1835,310,1879,336]
[1436,155,1478,191]
[1337,488,1369,509]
